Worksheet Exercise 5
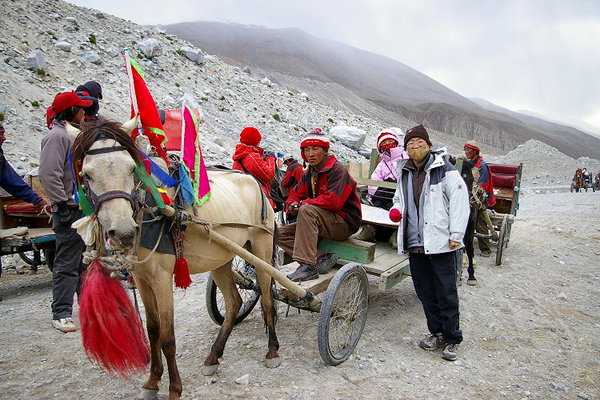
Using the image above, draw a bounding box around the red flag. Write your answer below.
[127,56,169,164]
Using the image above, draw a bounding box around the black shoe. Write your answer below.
[287,264,319,282]
[316,253,338,274]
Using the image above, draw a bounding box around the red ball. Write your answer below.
[389,208,402,222]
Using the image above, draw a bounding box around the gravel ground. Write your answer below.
[0,191,599,400]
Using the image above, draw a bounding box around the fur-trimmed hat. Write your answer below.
[300,128,330,149]
[404,124,431,147]
[376,131,399,151]
[464,140,480,154]
[240,126,262,146]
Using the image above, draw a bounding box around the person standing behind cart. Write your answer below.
[40,92,93,333]
[280,154,303,222]
[464,140,495,257]
[277,129,362,282]
[388,124,469,361]
[0,123,47,208]
[75,80,103,123]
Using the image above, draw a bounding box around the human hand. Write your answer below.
[388,208,402,222]
[264,150,276,159]
[288,202,300,216]
[449,240,461,249]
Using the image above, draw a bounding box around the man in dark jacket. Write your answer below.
[277,129,362,282]
[75,81,103,122]
[280,154,303,222]
[0,123,46,207]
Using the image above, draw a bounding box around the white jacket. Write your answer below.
[391,151,470,254]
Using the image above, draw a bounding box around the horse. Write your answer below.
[71,120,279,400]
[451,157,486,285]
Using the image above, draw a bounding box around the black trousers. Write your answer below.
[51,208,86,320]
[409,251,462,344]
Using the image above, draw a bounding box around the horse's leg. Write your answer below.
[134,261,183,400]
[202,261,242,376]
[253,233,280,368]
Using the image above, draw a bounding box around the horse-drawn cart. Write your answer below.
[484,163,523,265]
[0,176,55,275]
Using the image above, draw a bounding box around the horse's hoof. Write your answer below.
[265,356,282,369]
[467,279,478,286]
[136,388,160,400]
[201,364,219,376]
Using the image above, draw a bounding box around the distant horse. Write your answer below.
[71,120,279,400]
[451,157,486,285]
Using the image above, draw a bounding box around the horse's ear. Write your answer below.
[121,114,140,134]
[65,121,81,140]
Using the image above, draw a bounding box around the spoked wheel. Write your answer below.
[205,256,261,325]
[317,263,369,366]
[18,249,54,271]
[495,214,510,266]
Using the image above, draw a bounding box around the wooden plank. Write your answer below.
[362,204,399,227]
[364,250,407,276]
[379,258,411,291]
[353,177,397,190]
[318,237,375,263]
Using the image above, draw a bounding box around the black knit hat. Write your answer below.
[76,81,103,99]
[404,124,431,147]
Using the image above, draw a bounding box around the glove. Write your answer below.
[264,151,275,159]
[56,202,72,226]
[276,152,284,159]
[389,208,402,222]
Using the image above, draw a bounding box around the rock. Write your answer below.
[54,41,72,52]
[137,38,162,59]
[260,77,273,87]
[330,126,366,150]
[180,46,204,64]
[82,51,102,64]
[234,374,249,385]
[556,292,567,300]
[26,50,46,70]
[242,66,251,74]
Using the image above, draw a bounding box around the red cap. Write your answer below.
[51,92,93,113]
[464,140,480,154]
[240,126,262,146]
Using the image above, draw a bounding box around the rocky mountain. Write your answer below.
[164,21,600,159]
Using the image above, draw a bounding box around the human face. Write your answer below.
[406,138,430,162]
[0,129,5,148]
[464,147,477,160]
[303,146,327,167]
[72,107,85,125]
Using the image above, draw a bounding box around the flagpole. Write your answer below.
[123,49,143,137]
[180,102,186,162]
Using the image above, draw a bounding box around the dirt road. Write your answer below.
[0,191,598,399]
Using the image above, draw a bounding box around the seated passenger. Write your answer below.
[232,126,277,209]
[354,129,407,243]
[277,129,361,282]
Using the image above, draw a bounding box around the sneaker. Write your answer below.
[441,343,459,361]
[52,317,77,333]
[286,264,319,282]
[480,249,491,258]
[419,333,445,351]
[316,253,338,274]
[354,225,375,241]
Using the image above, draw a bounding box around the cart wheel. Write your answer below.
[495,214,510,266]
[205,256,260,326]
[317,262,369,366]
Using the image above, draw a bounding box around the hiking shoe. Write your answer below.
[52,317,77,333]
[287,264,319,282]
[480,249,491,257]
[354,225,375,241]
[441,343,459,361]
[316,253,338,274]
[419,333,445,351]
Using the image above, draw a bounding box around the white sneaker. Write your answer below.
[52,317,77,333]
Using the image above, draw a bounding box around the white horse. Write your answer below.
[72,120,279,400]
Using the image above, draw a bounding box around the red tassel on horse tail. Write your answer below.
[174,257,192,289]
[79,260,149,377]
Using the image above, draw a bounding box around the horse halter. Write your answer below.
[83,145,139,215]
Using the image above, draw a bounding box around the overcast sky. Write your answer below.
[68,0,600,134]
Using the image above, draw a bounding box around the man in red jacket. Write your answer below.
[232,126,276,209]
[277,129,362,282]
[280,154,303,222]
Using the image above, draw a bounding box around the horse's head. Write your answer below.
[72,121,142,249]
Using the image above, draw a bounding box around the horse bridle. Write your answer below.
[83,145,139,215]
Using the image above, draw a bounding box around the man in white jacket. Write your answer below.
[388,125,469,361]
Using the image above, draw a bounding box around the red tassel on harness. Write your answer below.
[174,257,192,289]
[79,260,149,377]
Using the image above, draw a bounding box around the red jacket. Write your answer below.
[287,155,361,233]
[232,143,276,208]
[474,156,496,207]
[281,161,303,190]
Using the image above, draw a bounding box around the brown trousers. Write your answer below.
[277,204,352,266]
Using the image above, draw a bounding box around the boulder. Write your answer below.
[330,126,366,150]
[26,50,46,70]
[137,38,162,59]
[82,51,102,64]
[179,46,204,64]
[55,41,72,52]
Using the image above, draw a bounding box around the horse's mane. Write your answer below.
[71,120,144,171]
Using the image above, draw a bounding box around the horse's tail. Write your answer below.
[79,260,149,377]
